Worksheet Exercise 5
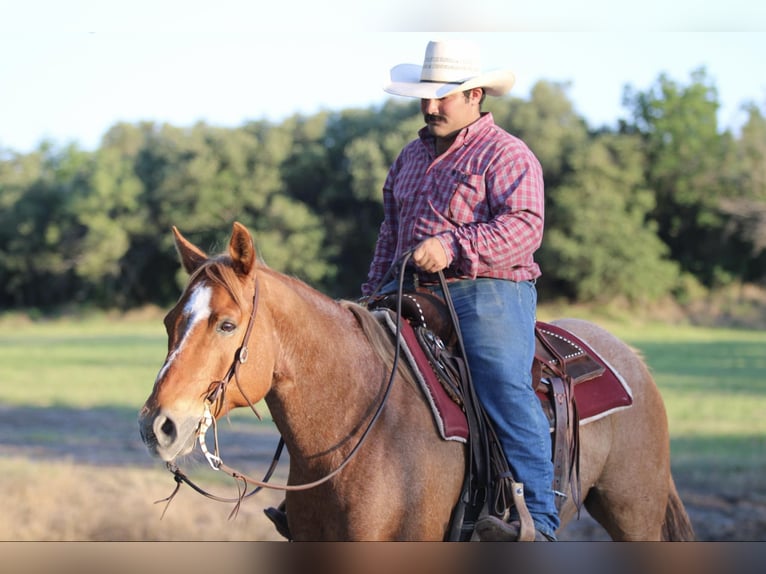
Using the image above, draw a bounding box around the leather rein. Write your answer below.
[158,256,414,515]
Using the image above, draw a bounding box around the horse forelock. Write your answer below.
[164,256,255,342]
[187,256,251,309]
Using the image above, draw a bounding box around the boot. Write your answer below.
[263,500,292,540]
[475,516,554,542]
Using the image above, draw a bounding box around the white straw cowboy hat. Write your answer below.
[384,39,516,99]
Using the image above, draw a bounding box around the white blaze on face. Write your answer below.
[155,283,213,384]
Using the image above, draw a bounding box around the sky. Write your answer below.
[1,1,765,154]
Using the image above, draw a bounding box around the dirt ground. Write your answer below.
[0,403,764,541]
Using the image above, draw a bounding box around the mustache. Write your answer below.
[424,114,442,123]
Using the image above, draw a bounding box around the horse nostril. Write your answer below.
[153,413,177,447]
[161,418,175,436]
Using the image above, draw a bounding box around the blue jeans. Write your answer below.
[383,277,560,538]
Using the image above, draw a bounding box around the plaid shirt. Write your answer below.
[362,113,544,295]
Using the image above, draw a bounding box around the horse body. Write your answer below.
[138,222,693,541]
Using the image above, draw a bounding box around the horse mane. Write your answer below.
[341,301,419,391]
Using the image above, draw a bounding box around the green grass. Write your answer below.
[0,311,271,423]
[606,323,766,438]
[0,313,168,408]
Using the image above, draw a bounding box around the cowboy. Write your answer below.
[361,39,559,541]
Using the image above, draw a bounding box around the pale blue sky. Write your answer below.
[1,1,765,153]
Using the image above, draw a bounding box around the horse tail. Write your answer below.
[662,477,695,541]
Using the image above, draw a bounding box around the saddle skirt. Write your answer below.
[534,321,634,425]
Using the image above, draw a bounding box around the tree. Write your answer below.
[539,133,680,303]
[0,142,101,307]
[330,103,424,296]
[2,70,762,313]
[125,120,335,302]
[719,103,766,281]
[489,81,589,189]
[63,123,147,306]
[280,103,422,297]
[623,68,730,286]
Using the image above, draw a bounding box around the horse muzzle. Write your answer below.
[138,406,200,462]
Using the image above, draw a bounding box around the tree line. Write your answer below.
[1,68,765,313]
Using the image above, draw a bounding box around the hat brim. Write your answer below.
[384,64,516,99]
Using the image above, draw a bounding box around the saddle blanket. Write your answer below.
[375,309,468,442]
[375,310,633,443]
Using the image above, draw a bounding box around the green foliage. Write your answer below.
[490,80,589,188]
[1,71,765,311]
[345,136,389,203]
[540,133,680,303]
[622,68,753,287]
[738,104,766,201]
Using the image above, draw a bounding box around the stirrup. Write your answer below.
[475,516,554,542]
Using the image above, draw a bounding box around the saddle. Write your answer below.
[369,291,607,519]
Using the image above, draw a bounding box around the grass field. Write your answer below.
[0,308,764,540]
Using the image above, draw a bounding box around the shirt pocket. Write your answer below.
[443,170,486,225]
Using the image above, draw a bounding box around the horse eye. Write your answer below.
[219,320,237,333]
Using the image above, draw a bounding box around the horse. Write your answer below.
[138,221,695,541]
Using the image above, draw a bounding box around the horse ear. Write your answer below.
[172,226,208,274]
[229,221,257,276]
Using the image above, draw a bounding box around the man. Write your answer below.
[361,39,559,541]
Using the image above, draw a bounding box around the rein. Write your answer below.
[158,255,414,515]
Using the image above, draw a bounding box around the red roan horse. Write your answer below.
[138,222,694,541]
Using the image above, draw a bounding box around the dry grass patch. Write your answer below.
[0,457,284,541]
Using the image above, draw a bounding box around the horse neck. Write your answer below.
[260,271,387,464]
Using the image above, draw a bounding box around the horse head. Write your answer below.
[138,222,276,463]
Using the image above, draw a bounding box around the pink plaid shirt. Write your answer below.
[362,112,544,295]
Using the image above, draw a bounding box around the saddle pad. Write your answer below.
[374,310,633,443]
[536,328,634,425]
[374,310,468,442]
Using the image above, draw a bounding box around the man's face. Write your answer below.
[420,89,481,140]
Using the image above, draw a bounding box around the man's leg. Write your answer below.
[441,278,559,539]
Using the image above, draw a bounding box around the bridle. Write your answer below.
[158,258,413,516]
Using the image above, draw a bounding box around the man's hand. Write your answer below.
[412,237,449,273]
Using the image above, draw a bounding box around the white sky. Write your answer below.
[1,1,765,153]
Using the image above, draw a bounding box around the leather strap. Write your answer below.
[550,376,570,510]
